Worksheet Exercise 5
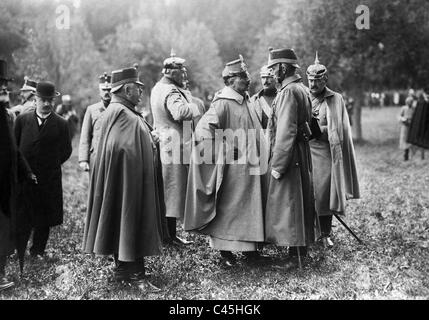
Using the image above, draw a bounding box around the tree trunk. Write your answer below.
[351,91,364,142]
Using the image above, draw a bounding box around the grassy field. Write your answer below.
[1,106,428,300]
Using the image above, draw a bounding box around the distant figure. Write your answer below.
[78,72,111,173]
[398,97,415,161]
[56,95,79,139]
[250,65,276,129]
[407,87,429,159]
[14,81,72,259]
[10,76,37,117]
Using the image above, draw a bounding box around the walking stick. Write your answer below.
[332,213,364,244]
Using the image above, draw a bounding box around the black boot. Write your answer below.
[220,251,236,267]
[0,256,14,292]
[404,149,409,161]
[167,217,193,246]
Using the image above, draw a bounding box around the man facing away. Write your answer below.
[150,49,202,246]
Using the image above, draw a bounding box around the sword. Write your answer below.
[333,212,364,245]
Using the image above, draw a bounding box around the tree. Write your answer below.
[253,0,429,141]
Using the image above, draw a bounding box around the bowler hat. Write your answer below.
[222,55,249,79]
[111,67,144,93]
[267,48,300,68]
[36,81,60,99]
[99,72,112,90]
[20,76,37,92]
[0,59,13,82]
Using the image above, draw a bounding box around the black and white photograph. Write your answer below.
[0,0,428,304]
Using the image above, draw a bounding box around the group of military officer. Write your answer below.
[0,46,359,293]
[79,47,359,292]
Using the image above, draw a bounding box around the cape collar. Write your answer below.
[279,74,302,91]
[214,86,249,105]
[110,95,142,117]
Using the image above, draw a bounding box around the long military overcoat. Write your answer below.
[265,74,316,247]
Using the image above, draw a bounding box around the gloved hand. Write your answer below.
[79,161,90,172]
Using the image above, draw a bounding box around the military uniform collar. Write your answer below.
[215,86,249,105]
[280,74,302,90]
[160,76,182,88]
[310,86,335,101]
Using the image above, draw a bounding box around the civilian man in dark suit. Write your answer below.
[14,81,72,259]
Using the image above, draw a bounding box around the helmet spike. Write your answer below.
[170,48,176,58]
[314,51,320,65]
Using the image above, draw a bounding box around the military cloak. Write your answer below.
[407,97,429,149]
[184,86,267,250]
[309,87,360,217]
[82,96,163,262]
[265,74,316,247]
[151,77,203,220]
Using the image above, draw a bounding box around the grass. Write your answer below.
[1,106,428,300]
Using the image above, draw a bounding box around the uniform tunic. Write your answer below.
[309,96,332,216]
[309,87,360,217]
[398,105,415,150]
[151,77,203,220]
[78,101,107,168]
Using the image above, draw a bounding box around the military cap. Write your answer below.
[260,65,273,78]
[0,59,13,82]
[111,66,144,93]
[99,72,112,90]
[222,55,249,78]
[306,52,327,80]
[20,76,37,92]
[163,49,186,71]
[267,47,300,68]
[36,81,60,99]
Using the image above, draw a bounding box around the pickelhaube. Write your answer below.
[20,76,37,92]
[260,65,273,78]
[306,52,327,80]
[267,47,300,69]
[222,55,249,79]
[163,49,186,71]
[99,72,112,90]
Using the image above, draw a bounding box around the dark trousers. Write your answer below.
[404,149,409,161]
[319,215,333,237]
[0,255,6,276]
[167,217,176,239]
[30,227,50,256]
